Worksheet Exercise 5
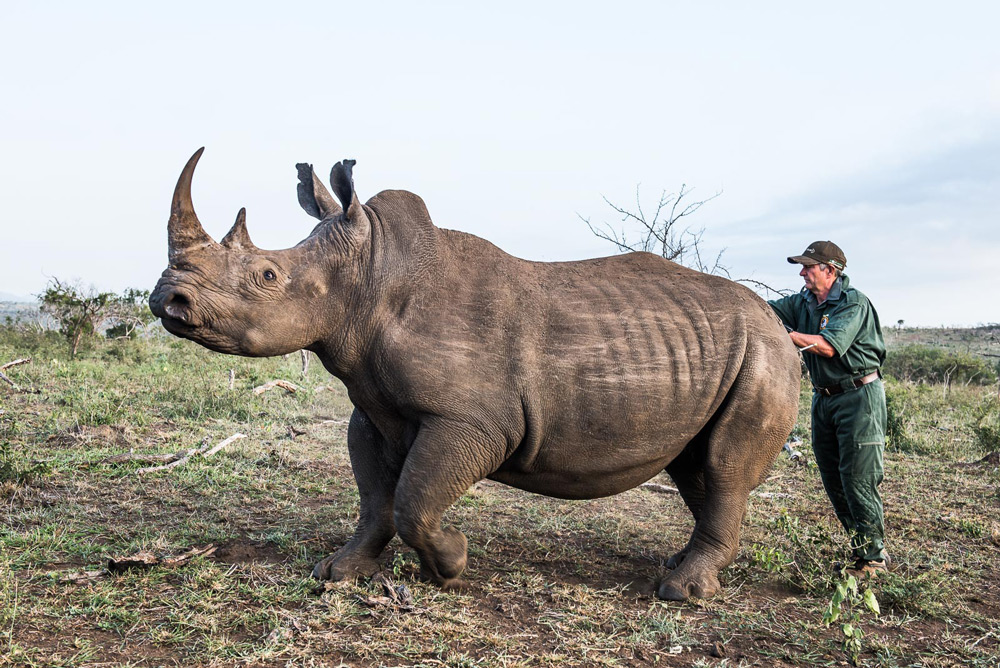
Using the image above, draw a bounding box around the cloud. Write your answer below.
[719,129,1000,326]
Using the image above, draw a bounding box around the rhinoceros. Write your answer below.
[149,148,800,600]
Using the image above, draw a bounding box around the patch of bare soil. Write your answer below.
[214,539,290,565]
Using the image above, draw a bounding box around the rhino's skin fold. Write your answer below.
[149,149,801,601]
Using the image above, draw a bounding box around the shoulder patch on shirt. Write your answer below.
[820,314,829,330]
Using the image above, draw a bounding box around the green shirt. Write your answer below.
[768,275,886,389]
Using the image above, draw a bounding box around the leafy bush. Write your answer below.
[38,279,153,357]
[884,345,997,386]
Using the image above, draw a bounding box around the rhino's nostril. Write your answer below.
[164,291,192,322]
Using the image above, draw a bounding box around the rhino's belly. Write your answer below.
[489,426,698,500]
[488,451,678,500]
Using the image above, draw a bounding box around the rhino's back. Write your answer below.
[368,228,793,498]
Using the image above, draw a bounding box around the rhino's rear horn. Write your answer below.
[221,208,257,251]
[168,147,217,259]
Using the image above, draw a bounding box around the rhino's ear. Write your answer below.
[220,208,257,251]
[296,163,342,220]
[331,159,362,220]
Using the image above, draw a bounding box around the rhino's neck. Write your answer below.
[309,192,440,383]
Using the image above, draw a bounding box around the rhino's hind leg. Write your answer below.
[313,409,402,581]
[657,357,795,601]
[663,438,708,570]
[392,421,501,591]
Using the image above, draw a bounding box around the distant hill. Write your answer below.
[0,292,33,302]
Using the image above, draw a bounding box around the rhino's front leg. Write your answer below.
[313,408,403,581]
[392,419,503,591]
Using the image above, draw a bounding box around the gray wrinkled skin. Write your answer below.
[150,149,800,601]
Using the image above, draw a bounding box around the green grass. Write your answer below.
[1,326,998,666]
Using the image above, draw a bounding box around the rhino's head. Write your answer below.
[149,148,370,358]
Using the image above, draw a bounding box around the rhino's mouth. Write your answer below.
[159,315,197,338]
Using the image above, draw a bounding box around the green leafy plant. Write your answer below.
[823,572,880,666]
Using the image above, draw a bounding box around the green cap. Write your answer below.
[787,240,847,270]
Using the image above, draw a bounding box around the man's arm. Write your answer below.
[788,330,836,357]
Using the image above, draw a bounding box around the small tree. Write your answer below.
[581,184,726,274]
[38,279,117,357]
[582,184,787,297]
[38,280,153,356]
[104,288,155,339]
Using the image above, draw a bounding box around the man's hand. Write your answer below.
[788,331,835,357]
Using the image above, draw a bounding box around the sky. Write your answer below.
[2,1,998,327]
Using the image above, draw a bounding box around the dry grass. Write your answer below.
[1,329,998,667]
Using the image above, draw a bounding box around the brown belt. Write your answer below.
[814,371,881,397]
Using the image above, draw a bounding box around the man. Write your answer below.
[768,241,889,576]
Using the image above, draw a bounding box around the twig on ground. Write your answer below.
[57,545,217,583]
[1,358,31,391]
[135,447,201,474]
[1,358,31,373]
[754,492,794,500]
[201,432,246,457]
[131,433,247,474]
[0,370,18,390]
[101,451,183,465]
[253,379,300,395]
[641,481,793,500]
[640,482,680,494]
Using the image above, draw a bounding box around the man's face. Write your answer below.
[799,262,836,294]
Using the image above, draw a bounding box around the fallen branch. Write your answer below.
[253,379,300,395]
[1,358,31,373]
[1,358,34,392]
[57,545,217,584]
[101,451,184,466]
[201,432,246,457]
[0,370,18,390]
[108,544,217,574]
[133,433,246,474]
[135,447,201,474]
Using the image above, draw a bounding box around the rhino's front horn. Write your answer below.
[168,147,217,260]
[220,208,257,251]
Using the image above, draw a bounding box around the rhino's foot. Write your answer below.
[438,577,472,593]
[656,566,721,601]
[312,552,381,581]
[415,526,468,586]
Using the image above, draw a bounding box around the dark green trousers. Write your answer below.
[811,379,887,561]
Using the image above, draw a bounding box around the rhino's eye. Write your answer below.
[263,270,276,282]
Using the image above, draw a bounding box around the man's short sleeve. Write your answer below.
[819,300,864,357]
[768,295,798,330]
